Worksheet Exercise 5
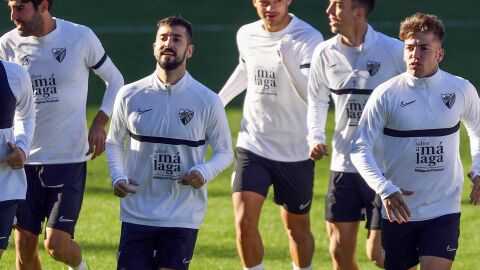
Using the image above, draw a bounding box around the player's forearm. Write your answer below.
[95,58,125,116]
[106,142,128,187]
[280,52,309,102]
[218,64,247,106]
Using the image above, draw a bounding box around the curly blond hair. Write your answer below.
[399,13,445,43]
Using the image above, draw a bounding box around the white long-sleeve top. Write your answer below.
[0,60,35,202]
[219,14,324,162]
[351,70,480,221]
[0,18,124,164]
[106,72,233,229]
[308,25,404,172]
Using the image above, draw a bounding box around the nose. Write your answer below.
[412,47,421,58]
[326,2,334,15]
[10,8,18,21]
[266,5,272,12]
[164,36,174,47]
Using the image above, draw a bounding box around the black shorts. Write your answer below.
[232,147,315,214]
[325,171,382,230]
[16,162,86,237]
[117,222,198,270]
[382,213,461,270]
[0,200,18,250]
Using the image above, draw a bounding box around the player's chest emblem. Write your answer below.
[52,48,66,63]
[17,54,31,66]
[441,93,456,109]
[367,60,381,76]
[179,109,194,125]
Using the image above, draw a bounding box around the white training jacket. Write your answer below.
[0,18,124,164]
[351,70,480,221]
[308,25,404,172]
[106,71,233,229]
[219,14,324,162]
[0,60,35,202]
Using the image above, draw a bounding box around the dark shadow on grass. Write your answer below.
[194,243,287,259]
[85,185,114,195]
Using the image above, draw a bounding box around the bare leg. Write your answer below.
[233,191,265,268]
[280,208,314,268]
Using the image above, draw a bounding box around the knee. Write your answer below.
[284,217,311,243]
[44,237,69,261]
[235,217,258,240]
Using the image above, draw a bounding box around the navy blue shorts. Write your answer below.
[325,171,382,230]
[382,213,461,270]
[232,147,315,214]
[0,200,18,250]
[117,222,198,270]
[16,162,86,237]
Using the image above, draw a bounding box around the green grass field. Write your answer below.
[1,0,480,269]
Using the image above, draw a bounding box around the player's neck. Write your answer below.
[34,15,56,37]
[155,64,187,85]
[341,22,368,47]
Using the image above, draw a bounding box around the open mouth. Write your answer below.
[161,49,176,56]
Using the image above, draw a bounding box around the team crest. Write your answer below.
[441,93,456,109]
[18,54,30,66]
[52,48,66,63]
[367,61,381,76]
[179,109,194,125]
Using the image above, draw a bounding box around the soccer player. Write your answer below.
[0,60,35,260]
[351,12,480,270]
[0,0,124,269]
[105,16,233,270]
[307,0,404,268]
[218,0,323,269]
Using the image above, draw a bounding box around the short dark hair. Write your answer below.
[157,16,193,44]
[15,0,53,10]
[399,12,445,43]
[352,0,375,16]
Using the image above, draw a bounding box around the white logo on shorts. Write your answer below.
[446,245,457,252]
[183,258,192,264]
[0,236,8,240]
[299,200,311,210]
[58,216,75,223]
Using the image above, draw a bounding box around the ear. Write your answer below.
[186,44,194,59]
[437,48,445,63]
[40,0,49,13]
[287,0,293,7]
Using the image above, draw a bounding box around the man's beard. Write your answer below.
[158,48,185,70]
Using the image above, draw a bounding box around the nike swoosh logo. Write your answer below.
[183,258,192,264]
[59,216,75,223]
[328,63,337,68]
[400,100,416,107]
[299,200,311,210]
[446,245,457,252]
[137,108,153,114]
[0,236,8,240]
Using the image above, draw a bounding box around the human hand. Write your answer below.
[114,178,139,198]
[0,142,26,169]
[383,189,413,223]
[468,173,480,205]
[309,143,329,161]
[277,34,294,59]
[86,111,109,159]
[178,170,205,189]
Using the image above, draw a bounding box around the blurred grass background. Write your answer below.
[1,0,479,269]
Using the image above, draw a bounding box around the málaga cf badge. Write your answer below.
[367,61,380,76]
[179,109,194,125]
[441,93,456,109]
[52,48,66,63]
